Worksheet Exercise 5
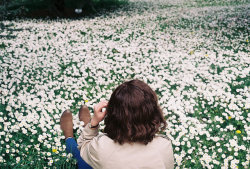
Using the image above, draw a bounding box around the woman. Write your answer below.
[60,79,174,169]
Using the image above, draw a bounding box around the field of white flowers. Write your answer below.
[0,0,249,168]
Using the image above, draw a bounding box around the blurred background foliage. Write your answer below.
[0,0,128,19]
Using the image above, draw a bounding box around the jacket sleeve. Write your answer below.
[77,123,101,169]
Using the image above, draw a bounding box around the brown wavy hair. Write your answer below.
[104,79,167,145]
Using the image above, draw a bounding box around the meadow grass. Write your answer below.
[0,0,249,168]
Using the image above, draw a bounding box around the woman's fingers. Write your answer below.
[91,101,108,126]
[95,101,108,113]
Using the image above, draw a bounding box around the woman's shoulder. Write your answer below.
[94,133,116,147]
[151,134,173,150]
[95,133,111,141]
[152,135,174,159]
[155,134,172,142]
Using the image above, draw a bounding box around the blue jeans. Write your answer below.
[66,138,93,169]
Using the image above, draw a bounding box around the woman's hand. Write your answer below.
[91,101,108,127]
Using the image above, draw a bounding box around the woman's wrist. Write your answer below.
[90,118,99,128]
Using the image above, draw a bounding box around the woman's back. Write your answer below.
[78,127,174,169]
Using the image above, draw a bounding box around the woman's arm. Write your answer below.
[77,101,108,168]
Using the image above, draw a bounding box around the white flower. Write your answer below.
[16,157,20,163]
[48,159,53,166]
[201,153,212,164]
[67,153,73,158]
[229,139,237,147]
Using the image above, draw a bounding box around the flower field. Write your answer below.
[0,0,249,168]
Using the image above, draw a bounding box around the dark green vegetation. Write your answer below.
[0,0,128,19]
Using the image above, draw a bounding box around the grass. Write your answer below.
[0,0,249,168]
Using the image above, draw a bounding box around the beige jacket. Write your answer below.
[77,123,175,169]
